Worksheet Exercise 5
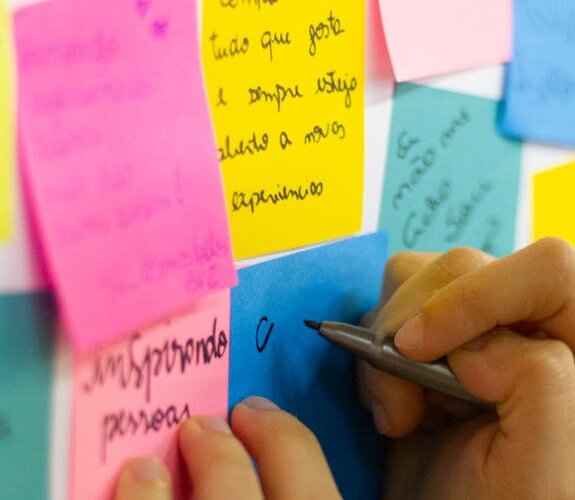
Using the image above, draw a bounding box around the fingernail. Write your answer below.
[394,314,425,353]
[371,399,391,436]
[129,457,170,484]
[195,415,231,434]
[462,332,493,351]
[240,396,279,411]
[116,457,171,500]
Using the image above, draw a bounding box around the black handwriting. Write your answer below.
[315,70,357,108]
[232,181,324,214]
[440,108,471,147]
[444,182,492,243]
[82,318,228,404]
[210,32,249,60]
[248,83,303,112]
[402,180,451,248]
[218,132,269,161]
[309,11,345,56]
[102,403,190,463]
[256,316,275,352]
[220,0,279,9]
[261,30,291,61]
[304,120,346,144]
[392,148,436,211]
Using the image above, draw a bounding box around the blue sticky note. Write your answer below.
[379,83,521,257]
[500,0,575,146]
[0,293,55,500]
[230,232,388,499]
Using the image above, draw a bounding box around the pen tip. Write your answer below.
[304,320,321,331]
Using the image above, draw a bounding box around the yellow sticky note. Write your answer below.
[533,161,575,244]
[0,1,13,242]
[203,1,365,259]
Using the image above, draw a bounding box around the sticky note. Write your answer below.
[377,0,511,82]
[202,0,365,259]
[15,0,236,350]
[231,232,388,499]
[70,289,230,500]
[500,0,575,146]
[533,161,575,244]
[0,293,55,499]
[0,0,13,241]
[379,84,521,257]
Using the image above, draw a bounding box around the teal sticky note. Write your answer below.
[230,232,388,500]
[0,293,55,500]
[379,83,522,257]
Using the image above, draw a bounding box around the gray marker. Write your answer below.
[304,320,493,409]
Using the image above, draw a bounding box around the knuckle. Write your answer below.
[195,432,249,468]
[519,339,574,383]
[262,413,321,455]
[433,246,489,280]
[533,236,573,259]
[384,252,425,288]
[532,237,575,277]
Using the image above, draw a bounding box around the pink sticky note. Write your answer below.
[14,0,236,350]
[71,289,230,500]
[378,0,512,82]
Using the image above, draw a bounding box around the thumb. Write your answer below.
[449,329,575,495]
[115,457,173,500]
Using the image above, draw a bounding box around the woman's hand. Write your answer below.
[114,396,341,500]
[358,238,575,500]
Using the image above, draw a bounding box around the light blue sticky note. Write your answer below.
[230,232,388,500]
[0,293,55,500]
[500,0,575,146]
[379,83,521,257]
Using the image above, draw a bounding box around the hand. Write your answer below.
[358,238,575,500]
[114,396,341,500]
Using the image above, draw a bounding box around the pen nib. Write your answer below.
[303,320,321,331]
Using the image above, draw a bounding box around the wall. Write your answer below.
[1,0,575,498]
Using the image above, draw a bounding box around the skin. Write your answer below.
[116,237,575,500]
[115,397,341,500]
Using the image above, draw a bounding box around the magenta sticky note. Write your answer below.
[378,0,512,82]
[70,289,230,500]
[14,0,236,350]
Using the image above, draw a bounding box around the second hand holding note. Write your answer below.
[304,320,492,409]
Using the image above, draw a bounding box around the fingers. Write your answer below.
[374,247,494,334]
[115,457,172,500]
[449,329,575,494]
[361,252,438,328]
[360,248,493,436]
[231,397,341,500]
[378,252,439,306]
[178,416,263,500]
[357,360,425,437]
[118,398,339,500]
[395,238,575,361]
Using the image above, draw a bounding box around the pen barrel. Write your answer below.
[367,340,489,408]
[318,321,492,409]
